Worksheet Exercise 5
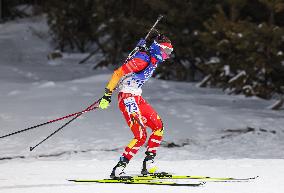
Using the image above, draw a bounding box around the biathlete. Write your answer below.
[98,33,173,178]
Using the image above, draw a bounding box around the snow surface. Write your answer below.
[0,16,284,193]
[1,159,284,193]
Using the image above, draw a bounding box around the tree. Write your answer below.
[45,0,222,77]
[44,0,284,100]
[259,0,284,25]
[198,1,284,99]
[45,0,100,52]
[0,0,2,21]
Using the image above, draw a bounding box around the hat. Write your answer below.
[159,42,173,56]
[150,35,173,61]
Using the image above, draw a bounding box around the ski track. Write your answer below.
[0,159,283,193]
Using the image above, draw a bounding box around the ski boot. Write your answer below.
[141,151,158,175]
[110,156,129,178]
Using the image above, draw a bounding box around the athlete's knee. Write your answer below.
[126,131,146,149]
[155,115,164,131]
[131,124,147,141]
[153,127,164,137]
[135,132,147,145]
[154,118,164,136]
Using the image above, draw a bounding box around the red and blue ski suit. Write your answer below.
[106,51,164,161]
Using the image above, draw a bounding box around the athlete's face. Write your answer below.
[150,41,173,62]
[161,50,170,60]
[160,44,173,61]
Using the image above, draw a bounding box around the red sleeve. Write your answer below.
[121,58,148,74]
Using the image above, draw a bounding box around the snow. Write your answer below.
[228,70,246,83]
[224,65,230,76]
[196,74,211,87]
[206,57,220,64]
[0,16,284,192]
[1,159,284,193]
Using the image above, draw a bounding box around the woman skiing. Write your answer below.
[98,33,173,178]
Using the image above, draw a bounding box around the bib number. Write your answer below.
[124,97,139,114]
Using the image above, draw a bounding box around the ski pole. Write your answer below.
[30,101,100,151]
[125,15,164,62]
[0,100,100,139]
[30,115,80,151]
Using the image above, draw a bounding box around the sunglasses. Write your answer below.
[159,44,173,55]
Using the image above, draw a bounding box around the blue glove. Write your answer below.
[136,38,146,48]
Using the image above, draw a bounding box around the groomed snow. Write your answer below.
[0,159,284,193]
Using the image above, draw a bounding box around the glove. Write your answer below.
[99,89,112,109]
[136,38,146,48]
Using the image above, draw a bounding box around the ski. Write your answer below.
[68,178,204,187]
[68,173,258,186]
[119,173,259,181]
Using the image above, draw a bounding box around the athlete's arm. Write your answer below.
[105,57,148,92]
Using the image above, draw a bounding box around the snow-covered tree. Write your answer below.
[198,1,284,99]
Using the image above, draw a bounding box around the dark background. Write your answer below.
[1,0,284,101]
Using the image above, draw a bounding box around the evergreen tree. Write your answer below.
[45,0,100,52]
[198,0,284,99]
[43,0,284,99]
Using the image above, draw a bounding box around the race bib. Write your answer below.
[123,97,139,114]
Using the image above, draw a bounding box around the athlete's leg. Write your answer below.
[138,98,164,174]
[139,99,164,154]
[110,93,148,178]
[118,93,147,161]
